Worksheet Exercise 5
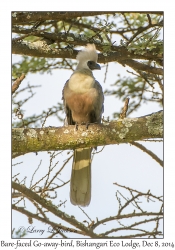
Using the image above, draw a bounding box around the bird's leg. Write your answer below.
[75,122,79,130]
[85,122,90,129]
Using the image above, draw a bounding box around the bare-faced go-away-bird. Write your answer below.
[62,44,104,206]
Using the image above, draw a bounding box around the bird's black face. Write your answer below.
[87,61,101,70]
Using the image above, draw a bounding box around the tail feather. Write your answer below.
[70,148,91,206]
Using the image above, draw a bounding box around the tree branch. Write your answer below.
[130,141,163,167]
[12,32,162,62]
[12,73,25,94]
[12,11,116,25]
[101,217,162,237]
[101,223,162,238]
[13,26,162,56]
[126,19,162,46]
[12,181,98,238]
[12,40,163,75]
[12,40,77,59]
[12,111,163,156]
[119,59,163,75]
[12,204,85,236]
[91,212,163,231]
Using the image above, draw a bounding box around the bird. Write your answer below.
[62,44,104,206]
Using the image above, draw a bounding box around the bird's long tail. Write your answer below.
[70,148,91,206]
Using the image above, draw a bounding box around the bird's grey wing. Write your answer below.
[62,80,75,126]
[93,80,104,123]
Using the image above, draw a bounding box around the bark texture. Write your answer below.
[12,111,163,156]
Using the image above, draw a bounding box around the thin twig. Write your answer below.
[78,206,93,223]
[147,14,152,25]
[130,141,163,167]
[30,160,42,188]
[12,73,25,94]
[104,63,108,83]
[120,97,130,118]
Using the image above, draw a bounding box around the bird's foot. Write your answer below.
[75,123,79,130]
[75,122,90,130]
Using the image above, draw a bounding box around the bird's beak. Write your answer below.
[95,63,101,70]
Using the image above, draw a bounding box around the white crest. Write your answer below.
[76,44,98,63]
